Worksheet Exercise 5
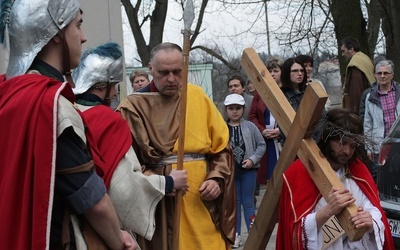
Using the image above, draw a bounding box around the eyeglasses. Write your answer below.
[290,69,304,74]
[375,72,393,76]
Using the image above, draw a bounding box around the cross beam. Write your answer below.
[244,80,327,248]
[241,48,366,249]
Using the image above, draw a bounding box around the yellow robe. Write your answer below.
[118,84,236,250]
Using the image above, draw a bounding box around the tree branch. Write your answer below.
[192,45,239,71]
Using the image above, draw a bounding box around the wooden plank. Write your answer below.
[241,48,366,249]
[244,84,327,249]
[298,140,366,241]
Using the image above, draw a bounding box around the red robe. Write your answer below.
[277,158,394,250]
[79,105,132,188]
[0,74,75,249]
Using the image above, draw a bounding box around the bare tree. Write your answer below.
[121,0,231,67]
[367,0,384,56]
[122,0,400,79]
[331,0,400,78]
[330,0,371,79]
[121,0,167,65]
[380,0,400,77]
[268,0,400,80]
[121,0,264,71]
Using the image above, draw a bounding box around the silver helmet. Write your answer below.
[72,42,123,95]
[0,0,80,78]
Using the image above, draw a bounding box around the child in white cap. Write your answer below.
[224,94,266,248]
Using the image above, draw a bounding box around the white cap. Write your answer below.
[224,94,245,106]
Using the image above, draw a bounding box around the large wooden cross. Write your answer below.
[241,48,367,249]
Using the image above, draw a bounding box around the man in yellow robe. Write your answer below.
[118,42,236,250]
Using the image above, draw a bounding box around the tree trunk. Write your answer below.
[330,0,371,82]
[121,0,167,66]
[381,0,400,79]
[367,0,383,57]
[148,0,168,63]
[121,0,214,67]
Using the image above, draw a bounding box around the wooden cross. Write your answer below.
[241,48,367,249]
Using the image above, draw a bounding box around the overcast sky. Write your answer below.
[121,1,284,67]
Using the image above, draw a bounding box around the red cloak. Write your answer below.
[80,105,132,188]
[0,74,75,249]
[277,158,394,250]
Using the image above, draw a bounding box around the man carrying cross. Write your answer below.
[277,108,393,249]
[118,42,236,250]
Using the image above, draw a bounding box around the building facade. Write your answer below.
[0,0,125,89]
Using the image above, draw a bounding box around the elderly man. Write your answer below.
[340,37,375,114]
[364,60,400,181]
[118,42,236,250]
[277,109,394,250]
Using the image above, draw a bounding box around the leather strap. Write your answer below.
[58,160,94,249]
[56,160,94,175]
[57,30,75,87]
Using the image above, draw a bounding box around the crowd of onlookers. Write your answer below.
[124,36,398,249]
[215,36,398,248]
[125,35,397,249]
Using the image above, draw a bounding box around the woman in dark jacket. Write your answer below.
[279,58,323,144]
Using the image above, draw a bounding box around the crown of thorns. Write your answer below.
[322,120,376,152]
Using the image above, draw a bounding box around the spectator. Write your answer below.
[249,56,283,187]
[280,57,323,144]
[296,54,331,110]
[130,70,150,91]
[359,55,386,120]
[246,79,256,95]
[228,75,254,119]
[266,56,284,87]
[340,37,375,114]
[359,83,377,120]
[224,94,266,248]
[280,57,308,111]
[364,60,400,181]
